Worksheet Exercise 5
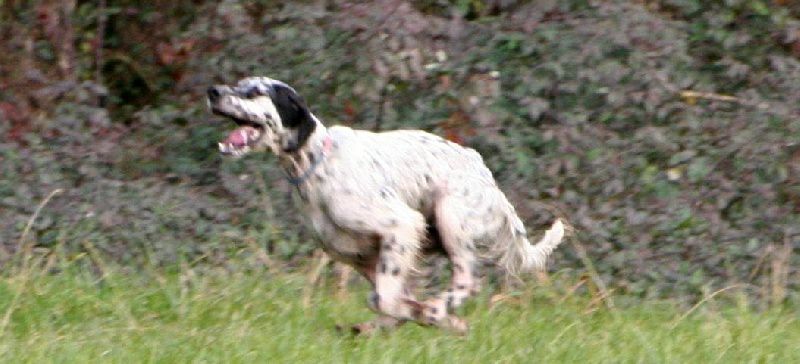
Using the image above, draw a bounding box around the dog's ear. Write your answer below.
[271,84,316,153]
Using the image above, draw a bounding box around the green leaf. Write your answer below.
[687,157,712,183]
[750,1,770,16]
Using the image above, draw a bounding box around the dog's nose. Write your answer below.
[207,86,222,101]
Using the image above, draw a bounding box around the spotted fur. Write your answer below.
[207,77,566,333]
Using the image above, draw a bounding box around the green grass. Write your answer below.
[1,264,798,363]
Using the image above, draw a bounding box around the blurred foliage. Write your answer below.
[1,0,799,303]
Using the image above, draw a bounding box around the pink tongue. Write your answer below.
[224,126,257,147]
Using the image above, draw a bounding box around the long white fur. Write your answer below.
[208,77,567,332]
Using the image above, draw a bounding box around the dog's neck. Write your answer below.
[279,115,331,186]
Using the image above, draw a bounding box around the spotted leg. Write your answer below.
[414,193,490,333]
[346,263,405,335]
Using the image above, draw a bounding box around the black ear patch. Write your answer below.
[270,84,316,153]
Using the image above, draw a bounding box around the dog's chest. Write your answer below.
[304,202,378,265]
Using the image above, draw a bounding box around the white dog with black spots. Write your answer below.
[207,77,565,334]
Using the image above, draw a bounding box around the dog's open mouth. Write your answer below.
[218,124,263,156]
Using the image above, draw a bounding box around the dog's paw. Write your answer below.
[351,322,377,335]
[338,316,404,336]
[335,322,378,336]
[441,316,469,335]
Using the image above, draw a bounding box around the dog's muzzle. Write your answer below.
[207,86,267,157]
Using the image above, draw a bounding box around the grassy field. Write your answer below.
[1,262,798,364]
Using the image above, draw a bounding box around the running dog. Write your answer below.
[207,77,565,334]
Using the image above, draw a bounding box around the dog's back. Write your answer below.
[326,126,495,207]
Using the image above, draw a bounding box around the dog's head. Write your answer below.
[207,77,316,156]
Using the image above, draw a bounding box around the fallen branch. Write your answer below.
[679,90,740,103]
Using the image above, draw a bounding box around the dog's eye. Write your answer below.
[244,88,260,99]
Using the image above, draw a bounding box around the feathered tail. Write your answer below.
[500,214,566,276]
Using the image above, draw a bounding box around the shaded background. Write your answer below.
[1,0,798,304]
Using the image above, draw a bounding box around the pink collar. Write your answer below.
[321,134,333,154]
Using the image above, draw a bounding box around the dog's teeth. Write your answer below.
[218,142,227,152]
[240,129,248,142]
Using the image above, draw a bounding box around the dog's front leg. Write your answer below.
[324,196,429,333]
[348,315,404,335]
[366,220,469,334]
[346,214,425,335]
[367,218,427,319]
[344,261,406,335]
